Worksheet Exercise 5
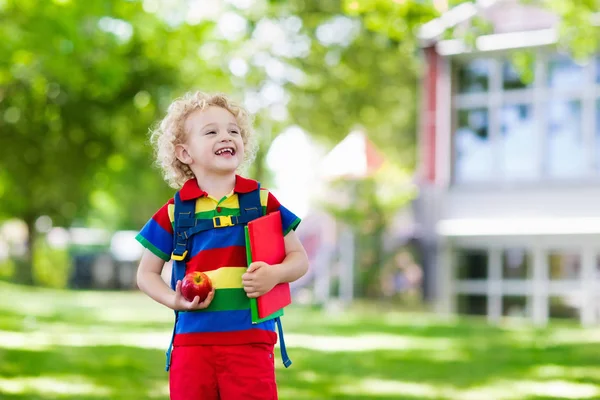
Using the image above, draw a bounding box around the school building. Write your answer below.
[416,0,600,325]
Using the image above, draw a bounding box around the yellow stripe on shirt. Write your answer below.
[204,267,246,289]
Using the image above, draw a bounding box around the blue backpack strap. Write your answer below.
[171,191,196,288]
[238,183,262,222]
[165,191,196,371]
[275,316,292,367]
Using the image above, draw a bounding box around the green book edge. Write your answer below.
[244,225,284,324]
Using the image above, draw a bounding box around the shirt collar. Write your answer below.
[179,175,259,201]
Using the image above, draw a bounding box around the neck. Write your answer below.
[194,172,237,199]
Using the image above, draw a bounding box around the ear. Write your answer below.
[175,144,193,165]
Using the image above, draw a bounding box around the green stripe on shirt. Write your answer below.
[135,234,170,261]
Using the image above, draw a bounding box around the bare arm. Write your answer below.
[277,230,309,283]
[136,249,214,311]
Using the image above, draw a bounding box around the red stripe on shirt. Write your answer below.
[187,246,248,272]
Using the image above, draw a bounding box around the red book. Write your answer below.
[244,211,291,323]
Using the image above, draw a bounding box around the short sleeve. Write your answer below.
[266,192,301,236]
[135,198,174,261]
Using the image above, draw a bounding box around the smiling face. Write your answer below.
[176,106,245,177]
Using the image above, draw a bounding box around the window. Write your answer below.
[548,251,580,280]
[452,52,598,184]
[594,253,600,279]
[503,296,529,317]
[454,109,492,182]
[500,104,536,180]
[457,294,487,315]
[547,55,584,89]
[503,60,532,90]
[502,248,531,279]
[549,295,581,320]
[545,100,584,178]
[596,100,600,171]
[456,249,488,280]
[457,59,490,93]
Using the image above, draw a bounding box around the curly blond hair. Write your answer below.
[149,91,258,188]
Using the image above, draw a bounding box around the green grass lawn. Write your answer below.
[1,282,600,400]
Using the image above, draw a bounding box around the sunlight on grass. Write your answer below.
[277,386,319,399]
[148,381,169,398]
[0,330,169,350]
[338,378,442,398]
[0,281,171,325]
[458,379,600,400]
[532,364,600,380]
[0,376,110,396]
[339,377,600,400]
[545,326,600,344]
[2,282,600,400]
[285,333,461,353]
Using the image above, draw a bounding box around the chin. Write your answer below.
[213,164,240,174]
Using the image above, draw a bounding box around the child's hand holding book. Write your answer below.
[242,262,280,298]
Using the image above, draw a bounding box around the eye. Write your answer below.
[230,130,240,135]
[206,130,217,135]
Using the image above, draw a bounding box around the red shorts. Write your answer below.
[169,343,278,400]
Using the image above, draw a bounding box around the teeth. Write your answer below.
[216,148,234,155]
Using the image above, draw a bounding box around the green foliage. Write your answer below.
[32,239,71,289]
[0,1,175,225]
[0,237,70,288]
[543,0,600,60]
[0,258,15,281]
[265,0,422,167]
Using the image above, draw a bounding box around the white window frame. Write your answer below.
[450,239,600,326]
[449,47,600,187]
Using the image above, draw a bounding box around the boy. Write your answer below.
[135,91,309,400]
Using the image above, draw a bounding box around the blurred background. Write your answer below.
[2,0,600,399]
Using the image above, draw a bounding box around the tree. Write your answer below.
[260,0,431,167]
[0,0,197,284]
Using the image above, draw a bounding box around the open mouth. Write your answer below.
[215,147,236,156]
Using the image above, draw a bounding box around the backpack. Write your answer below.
[164,185,291,371]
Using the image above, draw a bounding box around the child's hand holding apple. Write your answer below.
[172,271,214,311]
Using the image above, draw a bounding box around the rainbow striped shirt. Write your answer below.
[135,175,300,346]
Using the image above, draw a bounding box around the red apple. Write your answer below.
[181,271,213,303]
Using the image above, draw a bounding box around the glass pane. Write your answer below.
[595,254,600,279]
[548,55,584,89]
[502,296,529,317]
[549,295,581,320]
[548,251,580,280]
[596,100,600,171]
[502,249,531,279]
[500,104,537,180]
[546,100,585,178]
[457,294,487,316]
[503,61,532,90]
[454,108,492,182]
[456,249,488,280]
[457,59,490,93]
